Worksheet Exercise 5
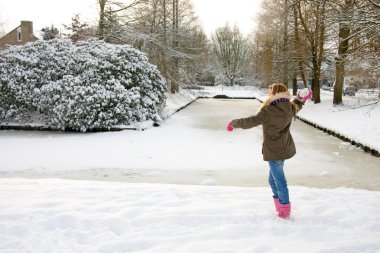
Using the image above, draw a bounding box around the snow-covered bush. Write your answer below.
[0,39,166,131]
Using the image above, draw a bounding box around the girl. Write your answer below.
[227,83,312,218]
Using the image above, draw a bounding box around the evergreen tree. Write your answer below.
[63,14,92,43]
[41,25,59,40]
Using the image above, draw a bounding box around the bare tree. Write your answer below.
[296,0,327,104]
[349,1,379,73]
[252,0,300,89]
[325,0,380,103]
[211,24,250,86]
[95,0,207,93]
[252,0,379,102]
[254,0,276,86]
[329,0,355,105]
[292,0,308,91]
[97,0,147,39]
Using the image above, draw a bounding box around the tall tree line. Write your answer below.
[252,0,379,104]
[95,0,208,93]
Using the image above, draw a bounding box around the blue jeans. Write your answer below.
[268,160,289,204]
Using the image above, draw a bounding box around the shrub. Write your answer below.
[0,39,166,131]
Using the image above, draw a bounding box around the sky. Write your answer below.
[0,0,261,37]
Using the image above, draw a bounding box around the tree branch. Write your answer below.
[368,0,380,8]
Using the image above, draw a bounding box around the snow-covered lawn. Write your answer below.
[1,178,379,253]
[297,90,380,152]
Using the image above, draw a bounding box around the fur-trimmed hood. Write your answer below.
[268,91,291,103]
[259,91,291,112]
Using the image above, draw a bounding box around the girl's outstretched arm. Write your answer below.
[230,109,268,130]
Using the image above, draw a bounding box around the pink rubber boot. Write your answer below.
[278,203,291,219]
[273,198,280,212]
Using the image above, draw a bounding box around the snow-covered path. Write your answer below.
[1,98,380,190]
[1,178,379,253]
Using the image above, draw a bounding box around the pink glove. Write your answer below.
[227,122,233,132]
[297,88,313,102]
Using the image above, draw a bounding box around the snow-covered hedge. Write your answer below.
[0,39,166,131]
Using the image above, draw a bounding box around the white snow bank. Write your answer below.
[201,85,260,98]
[0,178,379,253]
[163,89,198,117]
[297,90,380,151]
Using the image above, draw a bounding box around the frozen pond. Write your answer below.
[1,99,380,190]
[170,98,380,190]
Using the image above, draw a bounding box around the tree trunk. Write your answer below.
[98,0,107,39]
[334,57,345,104]
[264,40,273,86]
[170,0,179,93]
[293,2,307,89]
[333,0,353,105]
[292,76,297,96]
[282,0,289,86]
[229,77,235,86]
[316,1,326,104]
[312,58,321,103]
[162,0,170,93]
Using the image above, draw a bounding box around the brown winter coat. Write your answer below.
[231,92,304,161]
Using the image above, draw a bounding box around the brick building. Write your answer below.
[0,21,38,50]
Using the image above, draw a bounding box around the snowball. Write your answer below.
[299,88,310,98]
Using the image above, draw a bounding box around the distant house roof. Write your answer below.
[0,21,38,50]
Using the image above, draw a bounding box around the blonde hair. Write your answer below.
[269,83,288,96]
[259,83,299,112]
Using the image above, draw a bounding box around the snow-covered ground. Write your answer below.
[1,86,380,253]
[1,178,379,253]
[297,90,380,152]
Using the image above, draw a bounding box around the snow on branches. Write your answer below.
[0,39,166,132]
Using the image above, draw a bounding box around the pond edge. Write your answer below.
[1,93,380,157]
